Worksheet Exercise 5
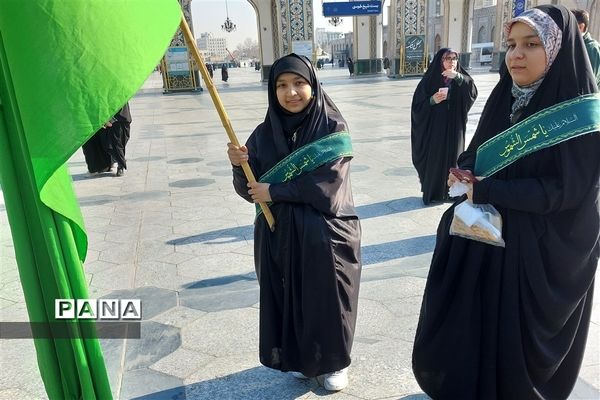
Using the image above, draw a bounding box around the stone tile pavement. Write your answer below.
[1,67,598,399]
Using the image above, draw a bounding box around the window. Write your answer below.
[478,26,486,43]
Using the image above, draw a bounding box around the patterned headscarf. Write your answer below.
[440,49,458,86]
[504,8,562,121]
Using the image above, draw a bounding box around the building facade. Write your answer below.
[180,0,599,80]
[197,32,228,62]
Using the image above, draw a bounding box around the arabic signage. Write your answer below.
[166,47,191,76]
[292,40,313,60]
[323,1,382,17]
[404,35,425,62]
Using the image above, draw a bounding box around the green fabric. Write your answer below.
[474,94,600,177]
[255,131,353,216]
[583,32,600,87]
[0,1,180,399]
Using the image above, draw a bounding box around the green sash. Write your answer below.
[255,131,353,216]
[474,93,600,177]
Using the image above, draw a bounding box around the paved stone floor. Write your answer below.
[1,66,598,399]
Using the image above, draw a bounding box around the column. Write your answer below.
[490,0,526,71]
[273,0,315,69]
[162,0,201,92]
[391,0,428,77]
[459,0,474,69]
[352,14,383,75]
[250,0,276,81]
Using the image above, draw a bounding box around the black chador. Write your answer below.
[232,54,361,377]
[411,48,478,204]
[412,6,600,399]
[82,130,111,173]
[105,103,131,173]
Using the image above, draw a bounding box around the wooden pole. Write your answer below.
[179,15,275,231]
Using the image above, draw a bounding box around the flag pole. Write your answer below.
[179,16,276,231]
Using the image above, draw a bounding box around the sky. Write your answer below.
[191,0,355,50]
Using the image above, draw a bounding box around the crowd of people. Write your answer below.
[225,5,599,398]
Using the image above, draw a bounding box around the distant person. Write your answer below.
[347,58,354,76]
[206,63,214,79]
[383,57,390,74]
[572,9,600,86]
[221,63,229,82]
[331,58,335,67]
[410,48,478,204]
[255,61,261,71]
[103,102,131,177]
[227,53,361,392]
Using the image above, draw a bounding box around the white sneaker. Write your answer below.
[322,368,348,391]
[289,371,309,379]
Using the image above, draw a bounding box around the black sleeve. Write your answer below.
[268,157,355,217]
[457,150,476,172]
[232,131,259,203]
[114,102,132,123]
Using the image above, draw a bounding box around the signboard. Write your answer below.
[165,47,190,76]
[404,35,425,62]
[323,1,382,17]
[513,0,526,16]
[292,40,313,59]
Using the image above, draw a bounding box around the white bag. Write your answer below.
[450,200,505,247]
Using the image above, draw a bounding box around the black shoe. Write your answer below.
[116,167,124,177]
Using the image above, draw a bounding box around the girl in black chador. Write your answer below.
[411,48,478,204]
[413,5,600,399]
[227,53,361,392]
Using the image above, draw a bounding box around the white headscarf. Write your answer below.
[504,8,562,121]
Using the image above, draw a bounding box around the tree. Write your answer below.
[236,37,260,59]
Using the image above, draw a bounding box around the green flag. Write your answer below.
[0,1,180,398]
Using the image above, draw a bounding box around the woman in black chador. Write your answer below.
[221,63,228,82]
[104,103,131,177]
[411,48,478,204]
[82,130,112,174]
[412,5,599,399]
[227,53,361,392]
[82,102,131,176]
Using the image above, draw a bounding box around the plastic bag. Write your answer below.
[450,200,505,247]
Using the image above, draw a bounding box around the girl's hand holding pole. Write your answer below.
[247,182,271,203]
[227,142,249,166]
